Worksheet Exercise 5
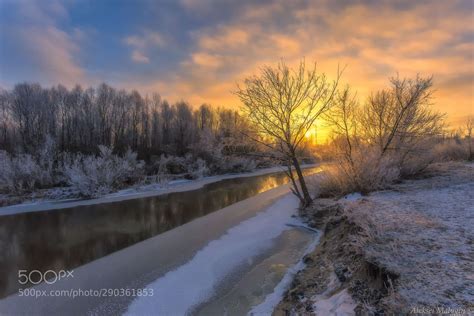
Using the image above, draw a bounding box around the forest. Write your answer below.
[0,83,274,198]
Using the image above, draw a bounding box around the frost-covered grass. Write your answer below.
[340,162,474,312]
[274,162,472,315]
[432,139,471,162]
[311,136,472,199]
[310,150,400,197]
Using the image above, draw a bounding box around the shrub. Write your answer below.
[432,140,469,162]
[0,136,59,194]
[313,149,400,197]
[0,151,38,193]
[64,146,144,197]
[187,158,210,179]
[147,154,211,181]
[213,156,257,174]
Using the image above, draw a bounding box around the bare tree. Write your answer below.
[0,89,12,151]
[466,117,473,161]
[323,75,446,196]
[325,87,359,164]
[362,75,444,156]
[235,60,340,206]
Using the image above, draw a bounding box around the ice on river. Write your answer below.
[125,193,301,315]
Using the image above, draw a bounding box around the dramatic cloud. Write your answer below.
[20,26,86,85]
[0,0,89,87]
[143,0,473,125]
[1,0,472,126]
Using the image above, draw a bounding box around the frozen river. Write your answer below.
[0,166,321,315]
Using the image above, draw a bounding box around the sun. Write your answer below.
[304,129,315,139]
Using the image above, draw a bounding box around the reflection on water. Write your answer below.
[0,167,319,298]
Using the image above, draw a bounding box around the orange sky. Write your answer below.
[133,1,473,129]
[1,0,472,129]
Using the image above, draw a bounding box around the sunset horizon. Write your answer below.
[1,0,472,128]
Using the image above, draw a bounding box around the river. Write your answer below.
[0,166,321,315]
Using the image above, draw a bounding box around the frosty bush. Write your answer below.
[163,155,188,174]
[187,158,210,179]
[0,151,38,193]
[36,135,57,187]
[155,154,172,185]
[0,136,58,194]
[148,154,209,179]
[432,139,469,162]
[315,149,400,197]
[316,76,445,198]
[147,152,253,181]
[213,156,256,174]
[399,151,435,178]
[64,146,144,197]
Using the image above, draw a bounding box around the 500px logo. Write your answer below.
[18,270,74,285]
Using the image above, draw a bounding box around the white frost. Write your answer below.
[125,194,300,315]
[312,289,357,316]
[341,192,362,201]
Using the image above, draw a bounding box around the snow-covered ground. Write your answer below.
[341,162,474,312]
[274,162,473,315]
[0,164,318,215]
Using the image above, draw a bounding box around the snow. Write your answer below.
[340,192,362,201]
[342,162,474,311]
[248,234,321,315]
[0,164,318,216]
[305,272,356,315]
[125,194,301,315]
[312,289,357,316]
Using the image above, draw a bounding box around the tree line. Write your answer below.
[0,83,252,160]
[2,61,470,205]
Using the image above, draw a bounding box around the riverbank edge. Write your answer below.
[273,161,474,315]
[274,197,368,315]
[0,164,320,215]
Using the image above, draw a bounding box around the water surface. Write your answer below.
[0,167,319,298]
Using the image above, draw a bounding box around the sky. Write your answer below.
[0,0,473,128]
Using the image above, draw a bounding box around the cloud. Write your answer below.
[2,0,471,128]
[131,50,150,63]
[124,30,165,64]
[1,0,89,87]
[195,27,249,50]
[190,52,223,68]
[129,0,472,128]
[20,25,86,86]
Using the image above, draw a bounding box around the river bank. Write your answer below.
[275,161,474,315]
[0,164,320,215]
[0,187,315,315]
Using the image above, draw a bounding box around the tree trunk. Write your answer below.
[291,156,312,207]
[286,162,303,201]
